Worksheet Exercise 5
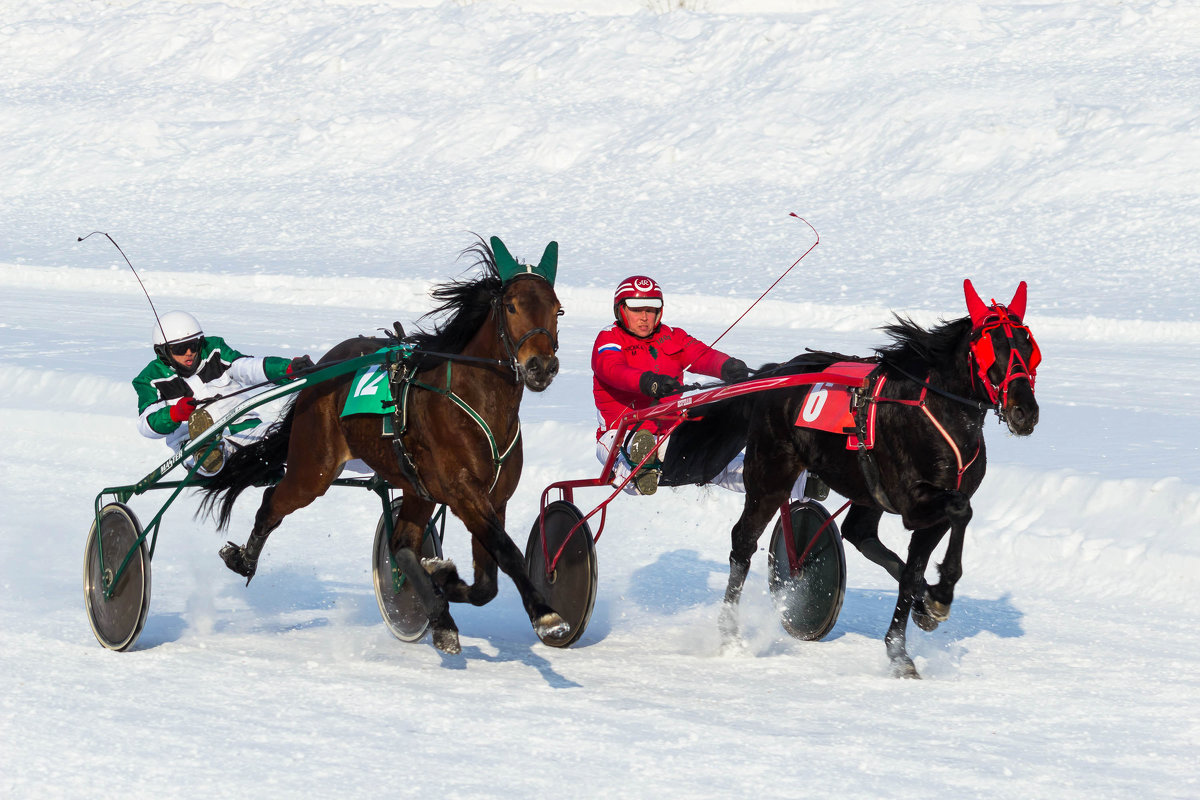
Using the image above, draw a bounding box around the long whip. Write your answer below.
[77,231,168,344]
[683,214,819,373]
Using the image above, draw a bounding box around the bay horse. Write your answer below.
[199,236,570,652]
[662,280,1041,677]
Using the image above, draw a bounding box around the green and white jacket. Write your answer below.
[133,336,291,452]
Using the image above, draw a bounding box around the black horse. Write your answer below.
[662,280,1041,677]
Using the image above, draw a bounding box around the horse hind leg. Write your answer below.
[219,486,282,584]
[219,451,341,584]
[392,547,460,654]
[719,487,789,644]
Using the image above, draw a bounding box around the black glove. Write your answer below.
[639,371,683,400]
[721,358,749,383]
[286,355,315,379]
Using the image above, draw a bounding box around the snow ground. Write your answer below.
[1,1,1198,797]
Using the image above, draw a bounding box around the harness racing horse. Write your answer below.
[199,236,570,652]
[663,280,1041,677]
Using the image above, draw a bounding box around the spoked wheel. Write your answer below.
[372,497,444,643]
[767,500,847,641]
[525,500,597,648]
[83,503,152,651]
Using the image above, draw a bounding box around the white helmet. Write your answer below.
[153,311,205,375]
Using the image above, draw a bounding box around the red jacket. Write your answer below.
[591,322,731,435]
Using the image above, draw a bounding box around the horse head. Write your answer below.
[963,279,1040,436]
[492,237,562,392]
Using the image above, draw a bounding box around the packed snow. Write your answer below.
[1,0,1198,797]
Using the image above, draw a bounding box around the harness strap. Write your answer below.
[871,376,983,493]
[853,365,985,509]
[403,361,523,494]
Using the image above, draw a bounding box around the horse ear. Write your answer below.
[964,279,989,327]
[1008,281,1028,320]
[491,236,520,283]
[536,241,558,286]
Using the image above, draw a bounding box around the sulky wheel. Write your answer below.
[373,497,444,643]
[767,499,847,641]
[83,502,152,651]
[525,500,597,648]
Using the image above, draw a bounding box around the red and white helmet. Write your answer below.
[614,275,663,329]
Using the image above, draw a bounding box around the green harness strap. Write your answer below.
[395,360,521,493]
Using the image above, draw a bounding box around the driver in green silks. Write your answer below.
[132,310,312,475]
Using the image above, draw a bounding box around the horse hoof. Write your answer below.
[891,658,921,679]
[912,603,940,632]
[534,612,570,643]
[219,542,257,585]
[421,557,455,575]
[432,627,461,654]
[422,558,460,587]
[925,597,951,623]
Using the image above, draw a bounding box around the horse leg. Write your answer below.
[720,419,800,642]
[453,494,569,642]
[218,485,281,582]
[885,522,949,679]
[839,505,906,581]
[718,494,785,641]
[218,451,342,584]
[423,510,502,607]
[909,489,972,631]
[431,537,500,607]
[382,494,464,654]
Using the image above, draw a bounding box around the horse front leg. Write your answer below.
[454,496,569,644]
[885,524,948,679]
[911,490,972,631]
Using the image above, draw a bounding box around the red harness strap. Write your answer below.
[873,381,981,491]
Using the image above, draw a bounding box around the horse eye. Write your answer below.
[506,302,517,314]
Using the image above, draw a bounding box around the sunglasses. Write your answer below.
[167,337,202,356]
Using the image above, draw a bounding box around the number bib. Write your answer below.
[792,362,879,449]
[340,362,394,417]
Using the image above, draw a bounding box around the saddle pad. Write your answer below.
[792,361,876,442]
[340,362,394,417]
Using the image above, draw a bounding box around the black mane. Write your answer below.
[874,314,972,374]
[408,236,502,368]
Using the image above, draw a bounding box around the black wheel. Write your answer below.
[767,500,846,641]
[373,497,444,643]
[83,503,152,651]
[525,500,597,648]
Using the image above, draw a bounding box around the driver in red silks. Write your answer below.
[591,275,749,496]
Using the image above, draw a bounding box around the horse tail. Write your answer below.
[660,388,761,487]
[197,400,296,530]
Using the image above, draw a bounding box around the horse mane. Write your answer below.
[408,236,503,368]
[874,313,972,373]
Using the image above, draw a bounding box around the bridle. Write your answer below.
[493,275,560,382]
[967,305,1041,412]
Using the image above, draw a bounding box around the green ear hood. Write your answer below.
[491,236,557,286]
